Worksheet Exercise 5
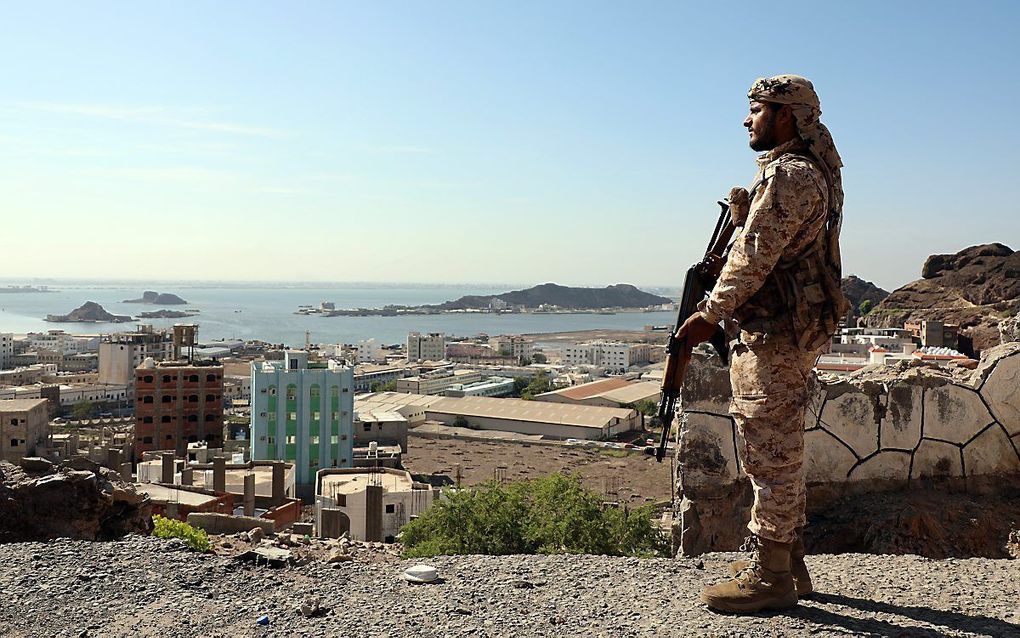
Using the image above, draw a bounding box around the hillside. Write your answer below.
[437,283,671,310]
[864,243,1019,353]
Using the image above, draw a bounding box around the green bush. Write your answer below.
[400,473,668,558]
[152,515,211,552]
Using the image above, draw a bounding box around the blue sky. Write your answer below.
[1,1,1017,290]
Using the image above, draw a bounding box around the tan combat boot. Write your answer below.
[701,537,798,613]
[728,533,813,597]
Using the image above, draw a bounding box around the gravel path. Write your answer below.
[1,536,1017,637]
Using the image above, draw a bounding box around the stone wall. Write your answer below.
[672,342,1020,556]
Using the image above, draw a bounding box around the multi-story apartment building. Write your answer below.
[490,335,533,363]
[0,333,13,370]
[407,332,446,362]
[250,351,354,490]
[99,326,174,385]
[134,360,224,455]
[561,341,651,373]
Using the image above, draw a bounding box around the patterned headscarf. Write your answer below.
[748,74,844,272]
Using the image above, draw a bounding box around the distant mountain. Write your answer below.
[436,283,672,310]
[842,275,890,313]
[46,301,134,323]
[863,243,1020,353]
[123,291,188,305]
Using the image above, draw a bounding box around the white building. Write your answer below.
[0,333,12,370]
[561,341,651,373]
[407,332,446,362]
[316,468,436,543]
[28,330,99,355]
[354,339,385,363]
[396,369,482,395]
[443,376,516,398]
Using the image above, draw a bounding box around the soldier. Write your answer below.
[675,75,847,613]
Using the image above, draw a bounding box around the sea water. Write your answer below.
[0,281,678,347]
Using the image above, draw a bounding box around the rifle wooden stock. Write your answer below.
[655,201,735,463]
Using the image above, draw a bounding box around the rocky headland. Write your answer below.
[305,283,673,317]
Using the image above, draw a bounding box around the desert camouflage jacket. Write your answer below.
[701,139,828,328]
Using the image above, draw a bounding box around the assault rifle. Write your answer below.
[655,201,736,462]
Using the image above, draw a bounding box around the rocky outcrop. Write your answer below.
[0,458,152,542]
[673,343,1020,556]
[45,301,134,323]
[122,291,188,305]
[1001,313,1020,344]
[841,275,889,313]
[864,243,1020,353]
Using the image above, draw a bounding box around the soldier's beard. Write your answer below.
[749,111,778,152]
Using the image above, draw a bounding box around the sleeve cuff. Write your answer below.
[699,302,726,326]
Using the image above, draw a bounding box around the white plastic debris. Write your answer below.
[402,564,439,583]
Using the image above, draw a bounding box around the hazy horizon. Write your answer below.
[2,2,1017,292]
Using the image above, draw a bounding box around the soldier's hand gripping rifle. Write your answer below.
[655,201,736,462]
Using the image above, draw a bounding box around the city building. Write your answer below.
[250,351,355,491]
[561,341,652,373]
[316,468,436,542]
[0,333,14,370]
[407,332,446,362]
[396,369,483,395]
[443,377,516,398]
[352,363,408,393]
[28,330,99,356]
[490,335,533,362]
[904,320,960,350]
[363,391,640,440]
[353,408,409,452]
[99,325,174,385]
[0,398,50,463]
[134,359,225,455]
[536,378,660,408]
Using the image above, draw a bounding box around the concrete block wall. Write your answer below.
[673,342,1020,556]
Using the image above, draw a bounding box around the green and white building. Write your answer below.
[251,351,354,490]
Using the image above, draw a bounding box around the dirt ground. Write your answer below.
[402,435,675,506]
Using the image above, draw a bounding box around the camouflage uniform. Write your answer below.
[700,137,831,545]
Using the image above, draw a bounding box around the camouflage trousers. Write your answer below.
[729,336,818,545]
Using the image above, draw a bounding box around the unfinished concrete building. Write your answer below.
[0,398,49,463]
[315,468,436,542]
[134,359,224,455]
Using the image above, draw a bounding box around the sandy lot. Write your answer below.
[402,435,674,506]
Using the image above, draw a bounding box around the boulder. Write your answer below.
[0,460,152,542]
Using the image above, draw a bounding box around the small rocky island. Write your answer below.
[122,291,188,305]
[137,309,199,319]
[300,283,674,317]
[46,301,135,323]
